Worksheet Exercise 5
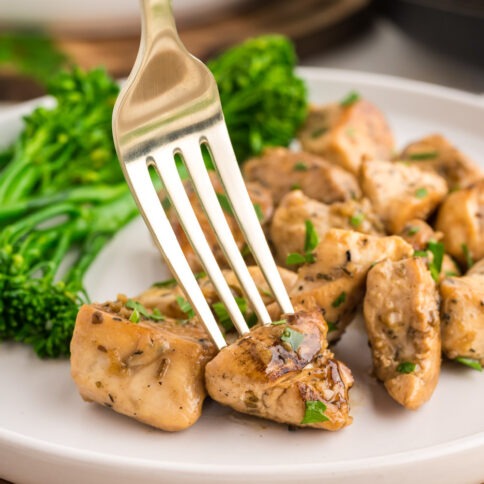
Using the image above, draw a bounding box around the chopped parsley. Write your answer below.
[281,327,304,351]
[331,291,347,308]
[310,127,328,138]
[415,187,428,199]
[286,219,319,266]
[409,151,438,161]
[176,296,195,319]
[349,212,365,228]
[129,308,140,323]
[414,250,428,258]
[271,319,287,326]
[462,243,474,269]
[427,240,444,282]
[301,400,330,424]
[340,91,360,107]
[455,357,482,372]
[212,297,257,332]
[217,193,234,216]
[241,244,251,257]
[406,225,420,236]
[396,361,416,374]
[327,321,338,333]
[152,278,177,288]
[290,183,302,190]
[126,299,164,321]
[253,203,264,221]
[444,270,459,277]
[293,161,308,172]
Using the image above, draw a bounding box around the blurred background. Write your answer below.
[1,0,483,102]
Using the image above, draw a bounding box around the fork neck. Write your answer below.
[140,0,178,42]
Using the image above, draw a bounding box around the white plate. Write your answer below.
[0,68,483,484]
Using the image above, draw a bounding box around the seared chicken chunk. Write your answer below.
[205,310,354,430]
[138,266,297,321]
[440,259,484,365]
[71,302,216,432]
[165,173,273,271]
[364,258,441,409]
[435,180,484,265]
[270,190,384,265]
[360,159,448,233]
[298,100,394,174]
[242,147,361,205]
[400,134,482,190]
[286,230,413,342]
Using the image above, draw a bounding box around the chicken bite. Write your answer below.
[435,180,484,266]
[70,302,216,432]
[440,259,484,366]
[286,229,413,342]
[400,134,482,191]
[360,159,448,233]
[205,310,354,430]
[298,99,394,174]
[364,257,441,410]
[270,190,384,265]
[242,147,361,205]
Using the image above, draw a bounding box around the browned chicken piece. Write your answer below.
[400,134,482,191]
[298,100,394,174]
[440,259,484,366]
[164,173,273,272]
[71,302,216,432]
[242,147,361,205]
[270,190,385,265]
[205,310,354,430]
[435,180,484,266]
[360,159,448,233]
[364,257,441,410]
[397,219,442,251]
[283,229,413,342]
[138,266,298,320]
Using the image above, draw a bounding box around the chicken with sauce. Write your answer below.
[298,99,394,174]
[205,310,354,430]
[364,257,441,409]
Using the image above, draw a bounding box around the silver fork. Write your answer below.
[112,0,294,349]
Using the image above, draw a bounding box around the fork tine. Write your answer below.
[150,147,253,336]
[205,121,294,316]
[177,139,272,325]
[124,158,227,349]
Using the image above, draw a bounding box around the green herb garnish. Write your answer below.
[406,226,420,236]
[310,127,327,138]
[415,187,428,199]
[332,292,347,308]
[409,151,438,161]
[444,271,459,277]
[462,243,474,269]
[291,183,302,190]
[217,193,234,216]
[301,400,330,424]
[340,91,361,107]
[254,203,264,221]
[281,327,304,351]
[396,362,416,374]
[126,300,164,321]
[129,309,140,323]
[294,161,308,172]
[455,357,482,372]
[414,250,428,258]
[286,220,319,266]
[212,297,257,331]
[327,321,338,333]
[349,212,364,228]
[286,253,308,265]
[271,319,287,326]
[176,297,195,319]
[427,240,444,282]
[152,278,177,288]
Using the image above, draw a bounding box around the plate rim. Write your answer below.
[1,67,483,480]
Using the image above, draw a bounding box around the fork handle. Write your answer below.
[140,0,177,41]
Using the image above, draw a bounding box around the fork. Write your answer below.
[112,0,294,349]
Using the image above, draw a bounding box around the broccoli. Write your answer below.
[0,68,138,357]
[208,35,308,162]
